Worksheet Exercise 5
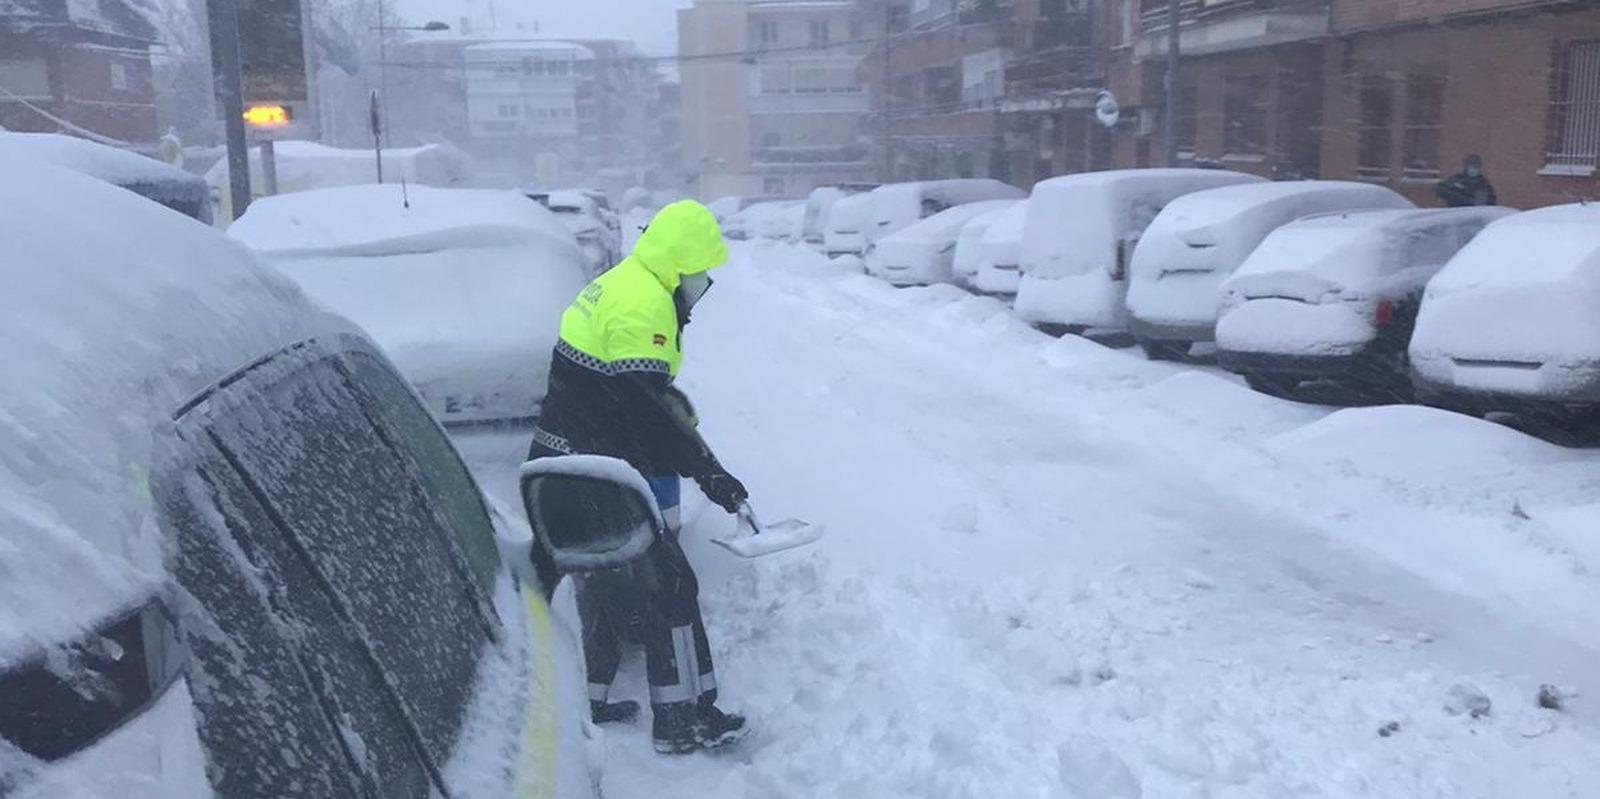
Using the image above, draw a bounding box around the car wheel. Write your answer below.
[1245,373,1303,401]
[1140,340,1192,362]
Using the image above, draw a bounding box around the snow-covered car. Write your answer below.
[1014,169,1265,335]
[866,199,1020,286]
[1126,181,1414,360]
[1408,204,1600,425]
[951,204,1012,288]
[971,199,1031,295]
[802,184,877,246]
[231,184,589,425]
[529,189,622,275]
[0,131,212,223]
[823,191,877,257]
[1217,207,1512,397]
[868,178,1026,245]
[738,199,805,241]
[0,158,598,799]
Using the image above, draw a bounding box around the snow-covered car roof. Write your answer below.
[0,132,210,214]
[1230,206,1516,289]
[826,192,875,230]
[229,184,575,255]
[1428,203,1600,292]
[1139,180,1412,248]
[878,199,1021,245]
[980,198,1030,245]
[0,156,352,662]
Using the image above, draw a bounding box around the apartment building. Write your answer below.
[0,0,159,142]
[1104,0,1600,207]
[679,0,875,199]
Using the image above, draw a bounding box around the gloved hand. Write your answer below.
[695,472,748,514]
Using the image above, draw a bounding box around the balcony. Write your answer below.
[1135,0,1328,57]
[749,91,870,115]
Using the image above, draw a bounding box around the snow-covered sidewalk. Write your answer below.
[458,241,1600,798]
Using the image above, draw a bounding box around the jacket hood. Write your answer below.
[630,200,729,290]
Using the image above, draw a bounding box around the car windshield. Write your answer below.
[8,0,1600,797]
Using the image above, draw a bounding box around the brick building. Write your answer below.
[0,0,159,143]
[1104,0,1600,208]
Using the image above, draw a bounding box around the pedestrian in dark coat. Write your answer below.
[1436,154,1498,207]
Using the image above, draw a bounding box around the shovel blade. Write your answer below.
[710,518,824,559]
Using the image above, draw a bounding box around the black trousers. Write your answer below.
[578,532,718,711]
[529,440,717,711]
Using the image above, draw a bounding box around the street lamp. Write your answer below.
[370,11,450,177]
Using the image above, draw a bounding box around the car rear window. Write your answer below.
[163,339,501,797]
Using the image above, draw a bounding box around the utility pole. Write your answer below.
[1162,0,1180,166]
[207,0,251,219]
[880,1,894,182]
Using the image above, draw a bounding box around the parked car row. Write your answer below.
[800,168,1600,443]
[525,187,623,275]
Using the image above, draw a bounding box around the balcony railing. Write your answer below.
[752,145,871,166]
[749,91,870,115]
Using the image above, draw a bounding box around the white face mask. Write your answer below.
[678,272,713,310]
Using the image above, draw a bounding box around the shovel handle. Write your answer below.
[736,501,762,536]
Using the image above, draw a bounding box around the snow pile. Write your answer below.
[865,199,1019,286]
[1411,204,1600,399]
[952,204,1011,285]
[1218,207,1511,357]
[1016,169,1264,329]
[450,240,1600,798]
[232,185,588,423]
[0,156,344,663]
[1126,181,1413,336]
[204,140,472,196]
[972,199,1031,294]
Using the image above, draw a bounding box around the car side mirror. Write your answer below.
[519,455,661,573]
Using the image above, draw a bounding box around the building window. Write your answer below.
[1356,75,1393,179]
[760,66,791,94]
[758,21,780,45]
[762,131,782,147]
[763,177,786,194]
[794,67,829,94]
[809,20,830,47]
[1402,74,1445,178]
[109,62,132,91]
[498,103,520,118]
[1547,40,1600,174]
[1223,75,1267,156]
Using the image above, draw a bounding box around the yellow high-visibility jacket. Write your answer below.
[531,200,729,476]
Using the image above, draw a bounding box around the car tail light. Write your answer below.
[1374,299,1395,327]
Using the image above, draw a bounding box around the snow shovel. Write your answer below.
[709,501,824,559]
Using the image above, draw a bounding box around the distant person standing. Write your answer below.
[1436,154,1498,207]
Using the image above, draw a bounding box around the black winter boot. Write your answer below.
[651,701,701,754]
[590,699,639,725]
[695,702,748,750]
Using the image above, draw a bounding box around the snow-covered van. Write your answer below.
[1409,204,1600,422]
[0,132,212,224]
[230,184,590,425]
[823,191,877,257]
[971,199,1031,295]
[1126,181,1414,359]
[0,158,600,798]
[865,199,1020,286]
[1216,207,1511,396]
[952,204,1013,288]
[802,184,876,245]
[868,178,1025,245]
[1014,169,1264,334]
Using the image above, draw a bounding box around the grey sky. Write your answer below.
[395,0,696,54]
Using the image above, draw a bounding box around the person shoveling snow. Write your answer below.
[527,199,817,755]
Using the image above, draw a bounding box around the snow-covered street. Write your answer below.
[455,241,1600,798]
